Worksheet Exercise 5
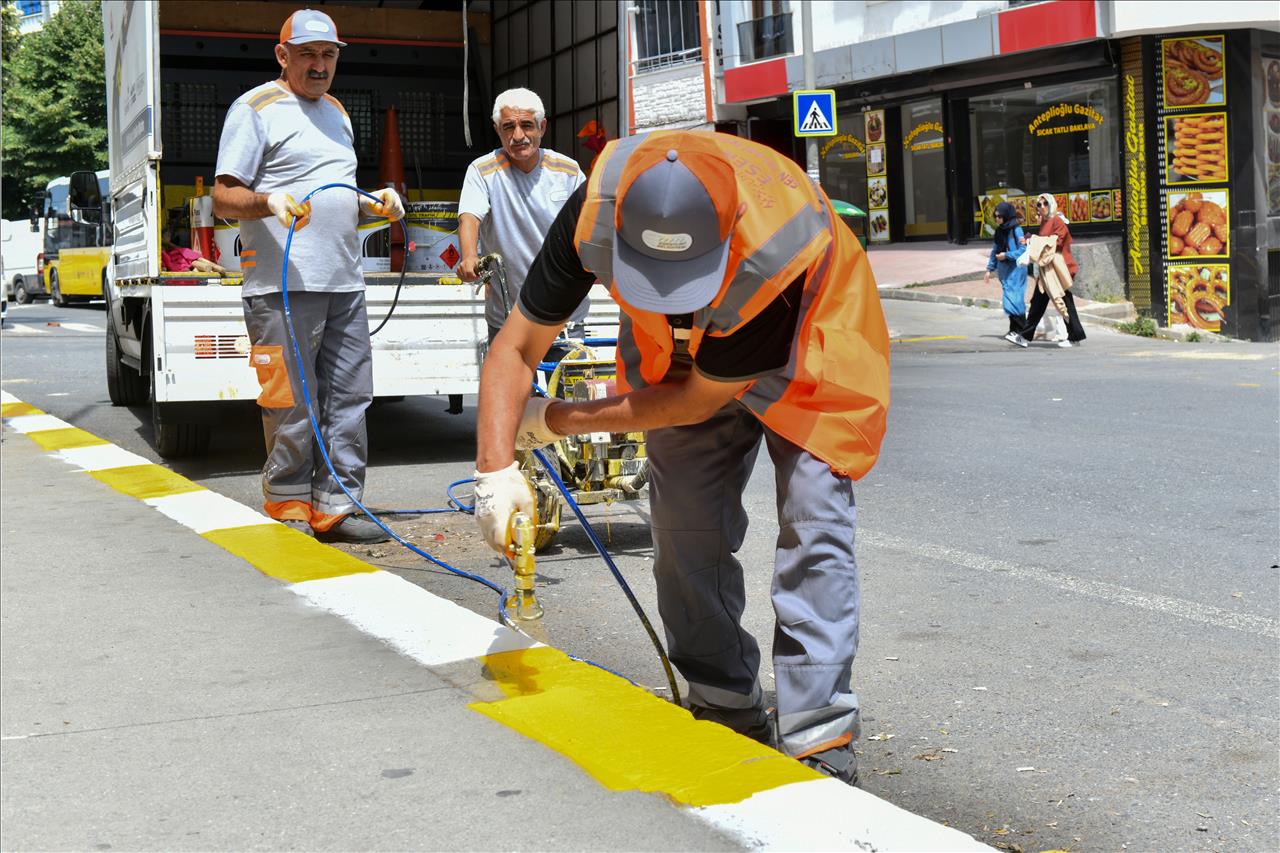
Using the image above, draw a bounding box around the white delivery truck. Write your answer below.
[100,0,614,457]
[1,218,46,305]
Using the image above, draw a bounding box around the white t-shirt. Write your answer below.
[215,81,361,297]
[458,148,587,328]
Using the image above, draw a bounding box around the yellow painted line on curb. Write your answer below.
[26,427,110,451]
[90,464,206,501]
[891,335,966,344]
[471,646,818,807]
[1,402,44,417]
[204,524,379,583]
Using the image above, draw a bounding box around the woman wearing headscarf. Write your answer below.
[982,200,1028,341]
[1012,192,1086,348]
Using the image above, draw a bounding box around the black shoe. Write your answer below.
[800,745,859,786]
[279,518,314,537]
[689,703,776,747]
[316,514,391,544]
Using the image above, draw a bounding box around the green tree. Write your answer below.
[1,1,21,67]
[1,0,107,220]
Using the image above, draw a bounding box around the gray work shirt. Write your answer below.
[215,81,361,298]
[458,148,587,329]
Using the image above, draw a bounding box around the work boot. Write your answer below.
[800,744,859,787]
[279,518,314,537]
[689,703,777,747]
[316,514,391,544]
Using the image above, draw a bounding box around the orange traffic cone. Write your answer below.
[380,106,408,269]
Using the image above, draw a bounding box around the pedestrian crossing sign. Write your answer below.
[793,90,837,137]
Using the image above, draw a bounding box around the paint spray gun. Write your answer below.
[505,511,543,621]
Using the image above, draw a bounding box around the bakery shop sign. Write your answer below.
[1028,103,1105,137]
[902,121,944,151]
[820,133,866,160]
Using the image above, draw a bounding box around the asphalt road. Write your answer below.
[3,295,1277,852]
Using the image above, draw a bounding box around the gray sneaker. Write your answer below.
[800,744,859,786]
[279,518,314,537]
[317,514,392,544]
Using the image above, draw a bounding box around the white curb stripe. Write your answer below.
[696,778,991,851]
[4,414,73,433]
[290,570,539,666]
[0,390,20,404]
[146,491,276,534]
[53,444,152,472]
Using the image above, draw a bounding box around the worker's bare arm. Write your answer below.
[475,308,564,471]
[546,369,749,437]
[212,175,272,220]
[457,213,482,281]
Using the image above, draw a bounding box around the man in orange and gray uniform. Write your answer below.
[213,9,403,543]
[472,130,890,783]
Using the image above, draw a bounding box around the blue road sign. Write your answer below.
[793,90,837,137]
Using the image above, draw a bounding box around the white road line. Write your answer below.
[3,414,72,433]
[58,322,104,333]
[696,778,990,852]
[2,324,47,335]
[145,491,275,534]
[290,571,540,666]
[0,390,20,404]
[862,531,1279,639]
[53,444,151,471]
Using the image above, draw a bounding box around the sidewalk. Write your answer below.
[0,392,988,852]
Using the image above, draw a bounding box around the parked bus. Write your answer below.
[39,170,111,306]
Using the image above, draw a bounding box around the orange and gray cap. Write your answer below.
[613,134,738,314]
[280,8,347,47]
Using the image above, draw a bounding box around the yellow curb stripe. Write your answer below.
[891,335,966,343]
[203,524,379,583]
[1,402,44,417]
[25,427,111,451]
[471,647,818,807]
[90,464,206,501]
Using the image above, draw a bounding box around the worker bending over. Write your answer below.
[472,131,890,783]
[213,8,403,543]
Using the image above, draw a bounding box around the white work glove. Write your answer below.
[515,396,565,451]
[266,192,312,231]
[473,462,535,554]
[361,187,405,221]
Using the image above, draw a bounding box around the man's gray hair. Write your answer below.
[492,88,545,124]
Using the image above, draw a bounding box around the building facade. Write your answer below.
[621,0,1279,341]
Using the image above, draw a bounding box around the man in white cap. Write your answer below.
[212,8,403,543]
[471,130,890,784]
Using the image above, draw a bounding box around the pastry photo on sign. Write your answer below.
[1167,264,1230,331]
[1166,189,1229,259]
[1162,35,1225,109]
[1166,113,1228,184]
[867,177,888,209]
[1090,191,1112,222]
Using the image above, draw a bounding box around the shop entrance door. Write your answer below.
[900,98,948,238]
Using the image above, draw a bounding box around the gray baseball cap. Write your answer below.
[280,9,347,47]
[614,147,735,314]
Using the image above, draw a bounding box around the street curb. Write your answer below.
[0,391,990,852]
[877,287,1229,343]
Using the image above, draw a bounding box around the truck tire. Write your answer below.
[105,311,147,406]
[50,269,65,307]
[14,277,32,304]
[152,406,211,458]
[143,320,211,457]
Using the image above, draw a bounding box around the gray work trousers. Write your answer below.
[243,291,373,518]
[647,401,861,757]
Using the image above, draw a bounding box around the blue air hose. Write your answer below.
[278,184,680,703]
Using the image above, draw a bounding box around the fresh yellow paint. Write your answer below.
[1,402,43,417]
[90,463,206,501]
[25,427,110,451]
[471,646,818,807]
[203,524,379,583]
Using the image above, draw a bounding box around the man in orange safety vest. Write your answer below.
[472,130,889,784]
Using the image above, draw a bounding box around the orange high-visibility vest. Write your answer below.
[574,131,890,479]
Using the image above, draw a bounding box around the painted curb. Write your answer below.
[1,391,991,851]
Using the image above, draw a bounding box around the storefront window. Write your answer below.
[818,121,868,219]
[970,76,1120,234]
[902,98,947,237]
